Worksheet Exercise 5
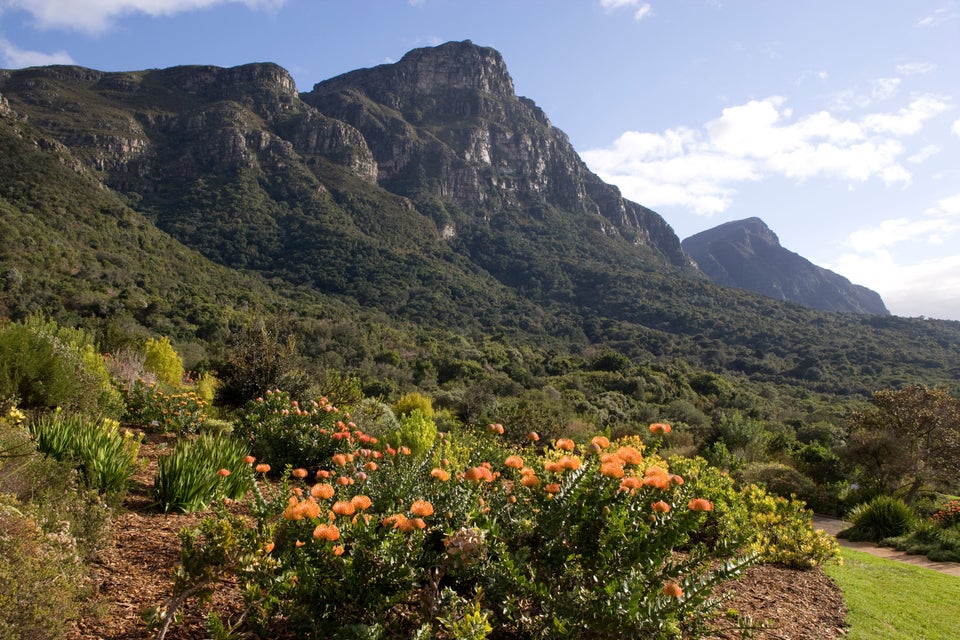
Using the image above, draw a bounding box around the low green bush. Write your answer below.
[154,433,252,513]
[841,495,916,542]
[0,493,91,640]
[29,412,142,498]
[123,378,209,434]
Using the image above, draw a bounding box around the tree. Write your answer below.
[844,385,960,502]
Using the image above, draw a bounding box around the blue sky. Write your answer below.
[1,0,959,320]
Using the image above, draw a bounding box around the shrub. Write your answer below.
[386,408,437,457]
[124,378,209,434]
[932,499,960,529]
[393,392,434,419]
[0,493,90,640]
[841,495,917,542]
[154,433,253,513]
[0,317,123,417]
[144,336,185,388]
[29,412,142,498]
[233,389,360,472]
[164,433,756,639]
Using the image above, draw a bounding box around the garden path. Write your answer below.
[812,516,960,578]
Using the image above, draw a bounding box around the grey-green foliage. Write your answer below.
[154,433,252,513]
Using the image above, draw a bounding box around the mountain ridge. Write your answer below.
[682,217,889,315]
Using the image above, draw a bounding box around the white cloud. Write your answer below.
[953,119,960,137]
[1,0,287,34]
[824,193,960,320]
[600,0,653,20]
[908,145,941,164]
[582,95,922,217]
[0,36,74,67]
[863,94,951,135]
[870,77,901,102]
[896,62,936,76]
[916,6,955,28]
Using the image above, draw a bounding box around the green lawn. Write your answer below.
[825,548,960,640]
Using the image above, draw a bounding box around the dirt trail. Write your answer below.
[812,516,960,578]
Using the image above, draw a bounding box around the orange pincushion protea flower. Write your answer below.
[430,467,451,481]
[311,483,335,499]
[291,468,308,479]
[652,500,671,513]
[615,446,643,466]
[312,524,340,542]
[591,435,610,449]
[331,453,348,467]
[410,499,434,517]
[332,545,345,556]
[243,455,256,465]
[520,474,541,488]
[688,498,714,512]
[332,500,356,516]
[350,495,372,511]
[619,476,642,492]
[663,582,683,598]
[555,438,575,451]
[643,466,671,490]
[254,463,271,474]
[600,461,625,478]
[649,422,672,435]
[545,483,561,494]
[504,455,524,469]
[217,468,231,477]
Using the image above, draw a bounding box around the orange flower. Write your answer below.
[556,438,575,451]
[408,517,427,530]
[615,446,643,466]
[430,467,451,482]
[332,545,345,556]
[520,474,541,488]
[364,461,378,471]
[311,483,335,499]
[643,466,671,490]
[291,468,308,479]
[217,468,231,477]
[663,582,683,598]
[350,495,373,511]
[652,500,671,513]
[465,466,494,483]
[688,498,714,512]
[331,453,348,467]
[619,476,642,492]
[254,463,271,474]
[295,540,306,547]
[545,483,561,494]
[504,455,524,469]
[264,541,275,554]
[520,466,536,476]
[600,461,625,478]
[312,524,341,542]
[527,431,540,442]
[332,500,356,516]
[590,435,610,449]
[243,455,256,465]
[336,476,354,486]
[410,499,434,517]
[649,422,672,435]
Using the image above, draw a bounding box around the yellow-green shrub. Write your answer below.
[144,336,184,388]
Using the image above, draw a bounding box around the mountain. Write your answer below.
[682,218,889,315]
[1,41,958,402]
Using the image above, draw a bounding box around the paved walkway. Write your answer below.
[812,516,960,577]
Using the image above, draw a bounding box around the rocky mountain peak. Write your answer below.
[682,218,889,315]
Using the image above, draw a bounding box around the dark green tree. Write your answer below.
[844,385,960,502]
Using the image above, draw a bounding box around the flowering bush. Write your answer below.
[232,389,366,472]
[167,419,759,639]
[932,500,960,529]
[123,378,209,435]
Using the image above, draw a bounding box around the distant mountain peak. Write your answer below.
[682,217,889,315]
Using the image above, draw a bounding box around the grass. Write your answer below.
[825,548,960,640]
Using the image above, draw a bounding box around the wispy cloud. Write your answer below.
[862,94,951,136]
[916,6,956,27]
[600,0,654,21]
[896,61,937,76]
[1,0,287,34]
[0,36,74,67]
[825,195,960,319]
[953,118,960,137]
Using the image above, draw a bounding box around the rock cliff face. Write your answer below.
[0,41,695,325]
[304,41,687,267]
[682,217,889,315]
